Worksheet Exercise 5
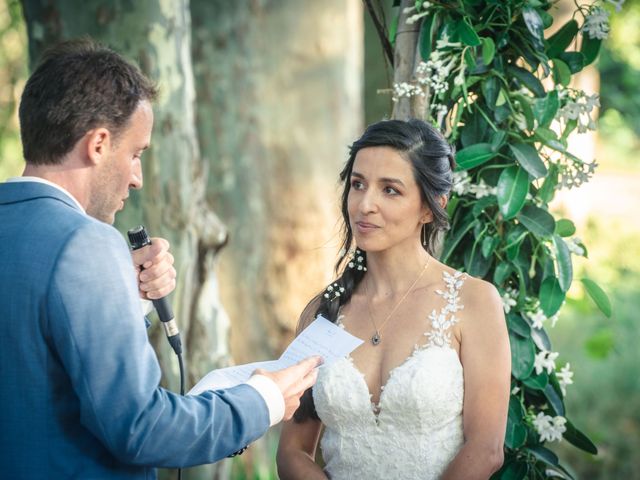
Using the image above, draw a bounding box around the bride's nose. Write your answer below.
[358,188,379,215]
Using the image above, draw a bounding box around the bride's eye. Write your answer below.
[351,180,364,190]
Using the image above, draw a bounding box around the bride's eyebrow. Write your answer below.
[351,171,405,187]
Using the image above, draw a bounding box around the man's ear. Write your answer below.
[85,127,111,166]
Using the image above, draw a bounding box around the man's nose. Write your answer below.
[130,160,143,190]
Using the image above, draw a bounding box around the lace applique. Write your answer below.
[425,271,466,348]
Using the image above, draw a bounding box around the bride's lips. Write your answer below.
[355,221,380,234]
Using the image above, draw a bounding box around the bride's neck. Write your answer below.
[364,246,431,297]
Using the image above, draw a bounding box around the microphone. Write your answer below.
[127,225,182,356]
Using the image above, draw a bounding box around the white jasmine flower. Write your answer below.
[501,289,518,314]
[529,309,547,329]
[534,350,559,375]
[557,362,574,395]
[452,171,471,196]
[469,179,497,199]
[406,11,430,25]
[582,6,610,40]
[533,412,567,442]
[565,237,586,256]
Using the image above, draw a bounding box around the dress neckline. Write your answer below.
[335,270,466,419]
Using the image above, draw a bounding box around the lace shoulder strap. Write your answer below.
[425,270,466,348]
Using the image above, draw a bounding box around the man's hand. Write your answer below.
[255,356,322,421]
[131,237,176,300]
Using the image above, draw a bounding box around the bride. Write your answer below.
[277,119,510,479]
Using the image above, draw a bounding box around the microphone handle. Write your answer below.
[127,225,182,355]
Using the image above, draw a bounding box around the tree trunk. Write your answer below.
[21,1,228,478]
[190,0,363,475]
[391,0,420,120]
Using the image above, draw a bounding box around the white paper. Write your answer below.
[188,315,362,395]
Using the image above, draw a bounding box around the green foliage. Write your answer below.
[382,0,623,477]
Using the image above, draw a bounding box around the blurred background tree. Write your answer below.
[1,0,638,478]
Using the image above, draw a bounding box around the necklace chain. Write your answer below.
[363,256,431,346]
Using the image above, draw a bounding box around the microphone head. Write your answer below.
[127,225,151,250]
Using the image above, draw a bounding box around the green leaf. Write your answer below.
[522,7,545,51]
[456,143,496,170]
[507,312,530,338]
[538,164,558,203]
[585,329,615,359]
[564,419,598,454]
[544,382,565,416]
[497,166,529,220]
[555,219,576,237]
[553,235,573,291]
[482,76,499,108]
[539,276,565,317]
[419,12,436,61]
[457,18,481,46]
[527,446,559,466]
[530,323,551,351]
[523,371,548,390]
[465,241,493,277]
[581,34,602,66]
[464,48,477,70]
[505,396,528,449]
[481,235,499,258]
[482,37,495,65]
[509,142,547,179]
[517,205,555,237]
[441,214,477,263]
[513,94,535,131]
[534,126,566,152]
[546,19,579,58]
[472,195,496,217]
[494,262,513,285]
[507,65,545,98]
[505,225,528,261]
[552,58,572,87]
[557,51,585,74]
[537,90,559,127]
[581,278,612,318]
[509,330,535,379]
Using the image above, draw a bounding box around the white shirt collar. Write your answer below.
[5,176,86,213]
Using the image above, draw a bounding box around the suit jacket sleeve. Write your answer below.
[46,221,269,467]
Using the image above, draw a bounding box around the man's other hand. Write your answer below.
[255,356,322,421]
[131,237,176,300]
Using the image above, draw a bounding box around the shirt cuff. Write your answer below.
[245,374,285,427]
[140,299,154,315]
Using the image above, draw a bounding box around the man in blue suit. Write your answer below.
[0,39,320,479]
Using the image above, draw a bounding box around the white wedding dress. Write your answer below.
[313,271,467,480]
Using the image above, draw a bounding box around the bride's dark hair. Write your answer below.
[294,118,455,422]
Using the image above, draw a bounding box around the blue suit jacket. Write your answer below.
[0,181,269,479]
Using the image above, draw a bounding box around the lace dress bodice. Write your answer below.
[313,271,466,480]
